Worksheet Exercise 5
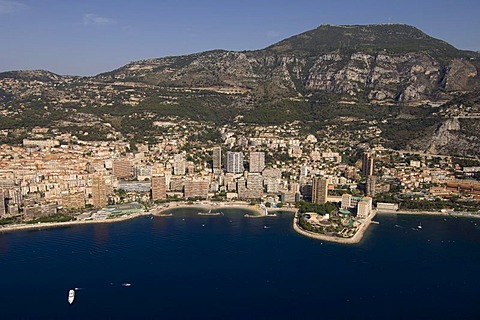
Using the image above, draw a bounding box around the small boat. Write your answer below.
[263,225,270,229]
[68,289,75,304]
[418,223,423,229]
[122,283,131,287]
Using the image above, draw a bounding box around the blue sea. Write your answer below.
[1,208,480,319]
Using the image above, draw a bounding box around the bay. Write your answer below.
[1,209,480,319]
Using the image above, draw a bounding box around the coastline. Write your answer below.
[0,201,275,234]
[0,211,149,234]
[154,201,270,217]
[292,210,377,244]
[382,210,480,219]
[3,201,476,238]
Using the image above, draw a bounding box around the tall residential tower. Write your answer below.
[212,147,222,172]
[312,177,328,204]
[226,152,244,173]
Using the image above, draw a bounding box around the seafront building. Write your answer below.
[342,194,373,218]
[356,198,373,219]
[184,179,209,199]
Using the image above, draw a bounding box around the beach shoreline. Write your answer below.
[0,211,149,234]
[153,201,267,216]
[0,201,288,234]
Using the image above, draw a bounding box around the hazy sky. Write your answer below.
[1,0,479,76]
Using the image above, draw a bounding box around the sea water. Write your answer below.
[1,208,479,319]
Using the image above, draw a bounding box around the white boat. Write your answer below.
[418,223,423,229]
[68,289,75,304]
[122,283,132,287]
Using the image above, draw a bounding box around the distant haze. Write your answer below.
[0,0,479,76]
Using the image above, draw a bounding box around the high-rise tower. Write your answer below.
[362,152,374,176]
[212,147,222,172]
[91,175,107,208]
[226,151,244,173]
[312,177,328,204]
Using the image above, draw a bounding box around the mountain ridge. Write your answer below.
[0,24,479,156]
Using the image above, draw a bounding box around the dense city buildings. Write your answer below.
[0,114,478,225]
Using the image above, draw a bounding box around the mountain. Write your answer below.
[95,24,480,105]
[0,24,479,156]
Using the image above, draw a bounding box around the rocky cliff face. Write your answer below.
[303,51,450,103]
[420,117,480,156]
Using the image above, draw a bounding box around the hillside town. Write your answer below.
[1,116,479,236]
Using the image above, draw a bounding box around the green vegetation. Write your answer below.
[296,201,337,215]
[453,157,480,168]
[268,24,466,62]
[400,197,480,212]
[0,217,18,225]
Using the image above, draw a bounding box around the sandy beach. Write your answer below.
[292,210,377,244]
[153,201,268,216]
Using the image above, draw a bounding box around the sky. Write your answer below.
[1,0,479,76]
